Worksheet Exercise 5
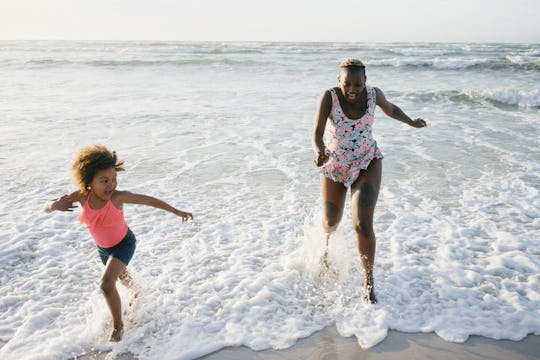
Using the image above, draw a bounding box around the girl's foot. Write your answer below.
[109,324,124,342]
[119,269,133,288]
[124,291,140,316]
[128,291,139,308]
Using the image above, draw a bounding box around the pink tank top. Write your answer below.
[78,194,128,248]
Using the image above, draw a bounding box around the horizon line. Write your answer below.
[0,39,538,45]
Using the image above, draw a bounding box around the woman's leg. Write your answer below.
[320,174,348,244]
[350,158,382,303]
[100,257,127,341]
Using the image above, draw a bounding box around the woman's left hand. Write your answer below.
[410,118,427,128]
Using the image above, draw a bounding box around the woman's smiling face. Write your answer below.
[338,68,366,103]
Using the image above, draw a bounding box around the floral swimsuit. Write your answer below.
[320,86,383,187]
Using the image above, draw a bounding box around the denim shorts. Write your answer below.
[97,228,137,266]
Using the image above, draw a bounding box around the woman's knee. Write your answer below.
[353,218,374,237]
[324,201,343,228]
[323,216,341,230]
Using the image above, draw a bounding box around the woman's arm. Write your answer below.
[312,90,333,166]
[375,87,427,128]
[116,191,193,222]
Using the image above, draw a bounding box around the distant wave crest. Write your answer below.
[368,56,540,71]
[21,56,538,71]
[23,57,262,68]
[2,42,538,72]
[406,88,540,109]
[458,88,540,108]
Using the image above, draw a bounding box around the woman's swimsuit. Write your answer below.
[320,86,383,187]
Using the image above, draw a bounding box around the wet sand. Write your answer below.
[200,326,540,360]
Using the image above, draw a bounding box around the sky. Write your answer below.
[0,0,539,43]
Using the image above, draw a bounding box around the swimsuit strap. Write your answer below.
[83,192,91,210]
[329,88,339,110]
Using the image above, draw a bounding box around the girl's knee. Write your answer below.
[99,277,116,294]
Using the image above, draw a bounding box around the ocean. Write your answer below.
[0,41,539,359]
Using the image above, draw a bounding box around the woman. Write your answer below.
[312,59,427,303]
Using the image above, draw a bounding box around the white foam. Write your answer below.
[461,87,540,108]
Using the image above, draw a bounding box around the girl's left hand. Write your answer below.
[410,118,427,128]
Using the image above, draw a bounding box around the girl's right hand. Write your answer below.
[49,195,78,212]
[313,151,329,167]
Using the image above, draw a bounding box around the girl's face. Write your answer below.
[338,69,366,103]
[89,167,117,201]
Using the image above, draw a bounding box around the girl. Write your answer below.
[312,59,427,303]
[44,145,193,341]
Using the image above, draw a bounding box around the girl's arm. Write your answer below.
[116,191,193,222]
[312,90,333,166]
[44,191,83,212]
[375,87,427,128]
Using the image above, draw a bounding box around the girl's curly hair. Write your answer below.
[71,145,125,193]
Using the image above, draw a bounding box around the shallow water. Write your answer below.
[0,41,539,359]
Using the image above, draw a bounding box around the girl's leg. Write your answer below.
[350,158,382,303]
[118,269,132,288]
[100,257,127,341]
[320,174,348,244]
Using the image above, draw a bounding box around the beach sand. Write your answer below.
[3,326,537,360]
[200,326,540,360]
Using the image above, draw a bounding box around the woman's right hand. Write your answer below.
[313,151,329,167]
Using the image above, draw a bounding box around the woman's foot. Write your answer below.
[319,250,338,278]
[108,324,124,342]
[320,249,330,269]
[363,278,377,304]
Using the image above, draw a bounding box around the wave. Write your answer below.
[505,54,540,69]
[15,55,539,71]
[407,88,540,108]
[367,56,540,71]
[94,56,540,71]
[2,41,539,72]
[457,88,540,108]
[21,57,263,68]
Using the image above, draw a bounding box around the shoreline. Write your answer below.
[200,327,540,360]
[3,327,539,360]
